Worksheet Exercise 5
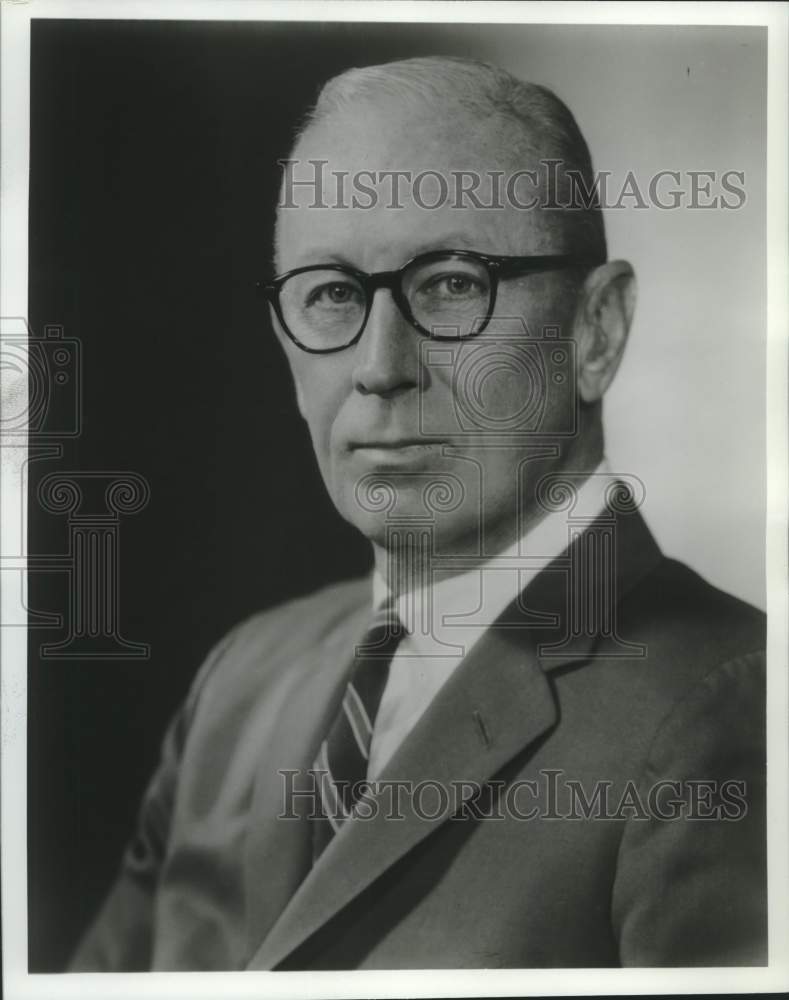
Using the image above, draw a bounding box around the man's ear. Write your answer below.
[573,260,636,403]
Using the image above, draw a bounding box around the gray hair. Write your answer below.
[274,56,607,261]
[288,55,607,261]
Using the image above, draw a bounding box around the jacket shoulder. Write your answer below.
[579,556,767,762]
[620,555,765,664]
[185,576,371,716]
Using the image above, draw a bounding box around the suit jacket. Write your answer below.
[70,506,767,970]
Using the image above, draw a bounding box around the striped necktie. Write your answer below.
[312,600,404,859]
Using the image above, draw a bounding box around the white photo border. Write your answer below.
[2,2,787,998]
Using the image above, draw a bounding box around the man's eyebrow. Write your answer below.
[407,233,484,254]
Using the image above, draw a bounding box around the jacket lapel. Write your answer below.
[246,506,662,970]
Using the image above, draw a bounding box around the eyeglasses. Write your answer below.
[256,249,601,355]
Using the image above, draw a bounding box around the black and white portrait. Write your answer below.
[2,3,787,997]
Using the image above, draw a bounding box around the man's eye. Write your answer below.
[423,273,486,298]
[306,282,361,307]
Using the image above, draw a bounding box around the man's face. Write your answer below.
[273,99,581,554]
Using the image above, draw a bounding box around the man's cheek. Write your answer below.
[306,393,345,480]
[289,366,327,426]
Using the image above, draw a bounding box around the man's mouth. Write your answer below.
[348,438,447,466]
[350,438,444,450]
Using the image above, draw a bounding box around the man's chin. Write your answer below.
[337,501,482,562]
[337,470,455,528]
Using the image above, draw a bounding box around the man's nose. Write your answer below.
[351,289,420,397]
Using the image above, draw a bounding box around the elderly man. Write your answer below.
[71,56,766,971]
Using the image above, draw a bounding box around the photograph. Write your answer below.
[2,2,787,997]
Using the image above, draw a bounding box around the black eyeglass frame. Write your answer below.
[256,249,603,355]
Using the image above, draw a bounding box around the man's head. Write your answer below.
[269,57,636,562]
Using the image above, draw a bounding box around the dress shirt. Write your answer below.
[367,460,612,779]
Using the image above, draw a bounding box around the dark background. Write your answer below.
[27,18,519,971]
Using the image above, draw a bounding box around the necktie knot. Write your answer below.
[356,598,405,657]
